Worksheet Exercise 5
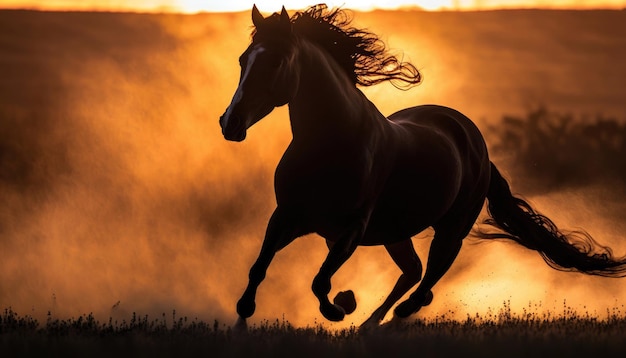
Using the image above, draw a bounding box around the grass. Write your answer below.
[2,302,626,357]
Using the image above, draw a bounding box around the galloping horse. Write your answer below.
[219,5,626,328]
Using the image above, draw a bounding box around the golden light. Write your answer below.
[1,0,625,12]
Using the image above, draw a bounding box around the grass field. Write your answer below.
[2,302,626,357]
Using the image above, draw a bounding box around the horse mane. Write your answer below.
[253,4,422,89]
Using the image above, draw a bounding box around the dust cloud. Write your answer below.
[0,10,281,325]
[1,9,625,328]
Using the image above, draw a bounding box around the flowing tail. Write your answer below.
[481,162,626,277]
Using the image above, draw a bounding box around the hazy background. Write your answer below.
[1,8,625,328]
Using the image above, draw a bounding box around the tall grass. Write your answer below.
[2,303,626,357]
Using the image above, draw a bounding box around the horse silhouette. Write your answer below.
[219,5,626,329]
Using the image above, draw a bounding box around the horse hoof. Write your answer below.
[423,290,434,306]
[394,299,419,318]
[394,291,434,318]
[236,298,256,319]
[333,290,357,314]
[321,303,346,322]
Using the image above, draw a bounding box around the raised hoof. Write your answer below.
[236,298,256,319]
[321,303,346,322]
[333,290,357,315]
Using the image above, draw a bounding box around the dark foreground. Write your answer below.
[2,304,626,358]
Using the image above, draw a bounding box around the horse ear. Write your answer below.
[280,6,289,22]
[280,6,291,31]
[252,4,264,27]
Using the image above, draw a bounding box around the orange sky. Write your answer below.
[1,0,625,12]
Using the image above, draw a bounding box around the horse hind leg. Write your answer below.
[360,239,423,330]
[395,203,483,318]
[394,229,461,318]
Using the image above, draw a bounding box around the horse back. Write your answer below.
[388,104,489,175]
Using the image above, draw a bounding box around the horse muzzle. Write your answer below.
[219,113,247,142]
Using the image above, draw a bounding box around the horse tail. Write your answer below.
[480,162,626,277]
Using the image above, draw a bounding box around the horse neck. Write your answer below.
[287,41,386,143]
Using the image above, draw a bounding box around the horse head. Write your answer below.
[219,5,300,142]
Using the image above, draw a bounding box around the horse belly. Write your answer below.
[363,185,453,244]
[363,143,463,244]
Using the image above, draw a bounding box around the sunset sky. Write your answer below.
[1,0,625,12]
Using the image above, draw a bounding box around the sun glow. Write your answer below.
[213,0,455,12]
[1,0,625,12]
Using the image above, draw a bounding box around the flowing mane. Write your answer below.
[252,4,422,89]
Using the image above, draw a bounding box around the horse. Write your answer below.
[219,5,626,329]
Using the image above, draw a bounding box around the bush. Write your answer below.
[488,108,626,194]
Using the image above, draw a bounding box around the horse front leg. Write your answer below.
[237,208,298,325]
[312,218,367,322]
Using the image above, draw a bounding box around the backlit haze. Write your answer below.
[0,2,625,330]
